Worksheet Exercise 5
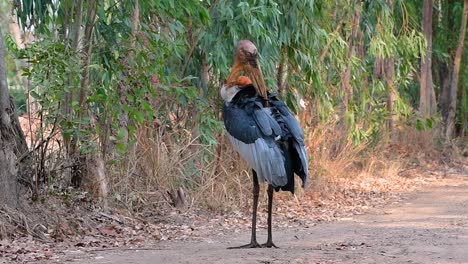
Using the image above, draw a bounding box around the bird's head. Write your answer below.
[225,40,268,100]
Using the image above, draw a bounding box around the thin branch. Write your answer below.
[180,0,219,78]
[319,20,344,62]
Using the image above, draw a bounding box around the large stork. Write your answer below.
[221,40,308,248]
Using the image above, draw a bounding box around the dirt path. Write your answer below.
[68,174,468,264]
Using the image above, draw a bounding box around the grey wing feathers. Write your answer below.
[228,135,287,187]
[284,113,308,186]
[294,141,308,186]
[253,107,282,137]
[223,91,309,189]
[270,98,309,186]
[272,100,305,144]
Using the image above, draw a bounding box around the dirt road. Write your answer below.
[69,173,468,264]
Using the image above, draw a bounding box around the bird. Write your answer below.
[221,40,308,248]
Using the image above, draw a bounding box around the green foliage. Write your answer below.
[10,0,455,155]
[10,88,27,114]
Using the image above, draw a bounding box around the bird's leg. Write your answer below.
[263,184,278,248]
[228,170,262,249]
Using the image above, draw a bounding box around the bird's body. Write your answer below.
[222,84,308,193]
[221,40,308,249]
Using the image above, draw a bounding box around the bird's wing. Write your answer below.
[223,102,287,187]
[269,97,309,186]
[269,98,304,144]
[252,102,282,137]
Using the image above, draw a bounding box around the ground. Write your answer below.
[39,172,467,264]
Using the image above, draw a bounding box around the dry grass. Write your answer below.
[16,100,453,216]
[105,119,449,215]
[107,125,253,212]
[18,108,452,217]
[297,122,450,205]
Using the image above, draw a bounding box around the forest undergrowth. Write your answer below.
[1,121,465,263]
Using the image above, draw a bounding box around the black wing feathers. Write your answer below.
[223,101,260,144]
[223,86,308,192]
[223,86,281,143]
[269,96,305,145]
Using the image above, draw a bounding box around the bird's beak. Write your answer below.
[245,56,268,100]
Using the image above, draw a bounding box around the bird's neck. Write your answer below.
[226,59,244,86]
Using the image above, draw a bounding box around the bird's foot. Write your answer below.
[227,241,262,249]
[262,241,279,248]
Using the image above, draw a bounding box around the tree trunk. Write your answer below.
[419,0,437,117]
[130,0,139,50]
[277,46,286,97]
[70,0,108,202]
[445,0,468,139]
[82,0,108,201]
[77,0,95,117]
[461,75,467,136]
[200,53,210,89]
[384,0,397,134]
[70,0,91,187]
[88,115,108,204]
[61,0,70,41]
[0,28,19,208]
[439,59,451,121]
[64,0,83,153]
[341,1,361,114]
[439,0,454,125]
[384,57,396,133]
[356,31,367,89]
[117,0,139,144]
[71,0,84,52]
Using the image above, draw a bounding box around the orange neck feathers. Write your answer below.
[236,76,253,86]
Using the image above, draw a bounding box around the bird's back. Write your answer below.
[223,85,308,193]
